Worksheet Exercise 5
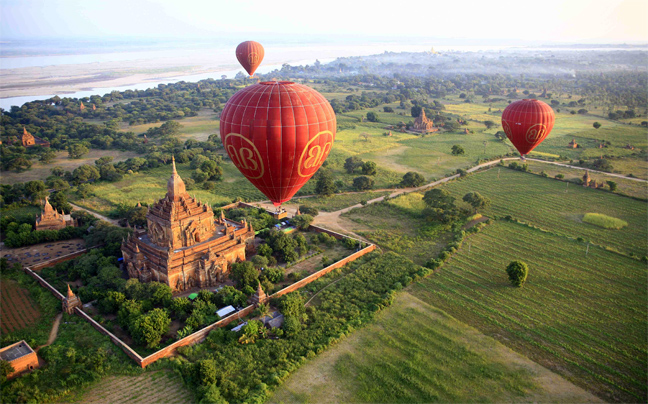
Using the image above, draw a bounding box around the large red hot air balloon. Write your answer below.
[501,99,555,156]
[236,41,264,77]
[220,81,336,206]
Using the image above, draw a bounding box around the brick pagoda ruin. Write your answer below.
[35,197,77,231]
[121,158,255,292]
[411,109,439,134]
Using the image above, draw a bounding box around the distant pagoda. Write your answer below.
[411,109,439,134]
[121,158,255,292]
[35,197,76,231]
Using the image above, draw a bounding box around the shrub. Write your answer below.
[582,213,627,229]
[506,261,529,287]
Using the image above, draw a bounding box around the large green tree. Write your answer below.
[462,192,491,213]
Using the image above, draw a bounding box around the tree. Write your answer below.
[95,156,114,166]
[410,105,422,118]
[361,161,377,176]
[400,171,425,188]
[200,160,223,181]
[256,303,270,326]
[315,170,336,197]
[72,164,100,184]
[39,150,57,164]
[131,308,171,348]
[230,261,259,289]
[49,190,72,213]
[67,143,89,159]
[366,112,378,122]
[506,261,529,287]
[257,244,273,258]
[593,122,601,129]
[239,320,265,344]
[383,106,394,113]
[51,166,66,177]
[451,145,465,156]
[494,131,507,141]
[606,180,618,192]
[292,214,314,230]
[344,156,363,174]
[359,132,370,142]
[251,255,269,269]
[298,205,318,216]
[0,360,15,383]
[423,189,455,211]
[462,192,491,213]
[484,120,496,129]
[353,176,374,191]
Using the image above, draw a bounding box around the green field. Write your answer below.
[342,194,451,265]
[439,168,647,257]
[271,292,601,404]
[409,220,647,403]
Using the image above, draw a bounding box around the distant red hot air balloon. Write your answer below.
[220,81,336,206]
[501,99,555,157]
[236,41,264,77]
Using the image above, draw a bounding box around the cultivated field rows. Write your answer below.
[0,280,41,334]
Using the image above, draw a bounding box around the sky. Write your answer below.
[1,0,646,44]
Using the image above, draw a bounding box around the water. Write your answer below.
[2,38,646,111]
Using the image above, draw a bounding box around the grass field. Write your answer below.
[524,160,648,199]
[0,149,140,185]
[409,220,647,402]
[342,194,451,265]
[68,370,192,404]
[0,279,41,334]
[440,168,647,257]
[270,292,602,404]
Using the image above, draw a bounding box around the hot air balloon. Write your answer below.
[501,99,555,157]
[236,41,264,77]
[220,81,336,206]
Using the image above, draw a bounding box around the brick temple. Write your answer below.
[121,158,255,292]
[35,197,76,231]
[411,109,439,134]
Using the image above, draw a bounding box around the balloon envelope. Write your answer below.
[236,41,264,76]
[501,99,555,156]
[220,81,336,206]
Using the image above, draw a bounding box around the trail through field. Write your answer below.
[37,313,62,351]
[69,202,121,226]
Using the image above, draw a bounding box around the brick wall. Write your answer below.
[139,304,256,367]
[22,267,65,301]
[6,351,39,379]
[30,249,90,271]
[269,244,376,299]
[74,307,144,365]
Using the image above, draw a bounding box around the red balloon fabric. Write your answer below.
[236,41,265,76]
[501,99,555,156]
[220,81,336,206]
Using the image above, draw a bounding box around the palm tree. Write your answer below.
[257,303,270,327]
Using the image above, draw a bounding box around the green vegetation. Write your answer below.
[409,220,647,403]
[582,213,628,229]
[172,252,424,404]
[439,168,647,256]
[271,292,601,404]
[506,260,529,287]
[296,191,390,212]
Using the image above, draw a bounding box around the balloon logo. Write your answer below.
[501,99,555,156]
[236,41,264,76]
[220,81,336,206]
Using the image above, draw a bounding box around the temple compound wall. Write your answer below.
[121,158,255,292]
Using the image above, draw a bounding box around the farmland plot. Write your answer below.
[409,220,647,403]
[440,168,647,256]
[0,280,41,334]
[71,370,192,404]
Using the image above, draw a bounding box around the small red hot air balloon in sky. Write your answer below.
[220,81,336,206]
[236,41,264,77]
[501,99,555,157]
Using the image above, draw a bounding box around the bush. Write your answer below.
[400,171,425,188]
[582,213,627,229]
[506,261,529,287]
[353,176,374,191]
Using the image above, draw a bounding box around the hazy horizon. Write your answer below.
[1,0,646,44]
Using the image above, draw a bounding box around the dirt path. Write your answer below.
[69,203,121,226]
[37,312,62,351]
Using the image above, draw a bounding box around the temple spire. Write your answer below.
[67,284,74,298]
[172,155,177,174]
[167,156,186,201]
